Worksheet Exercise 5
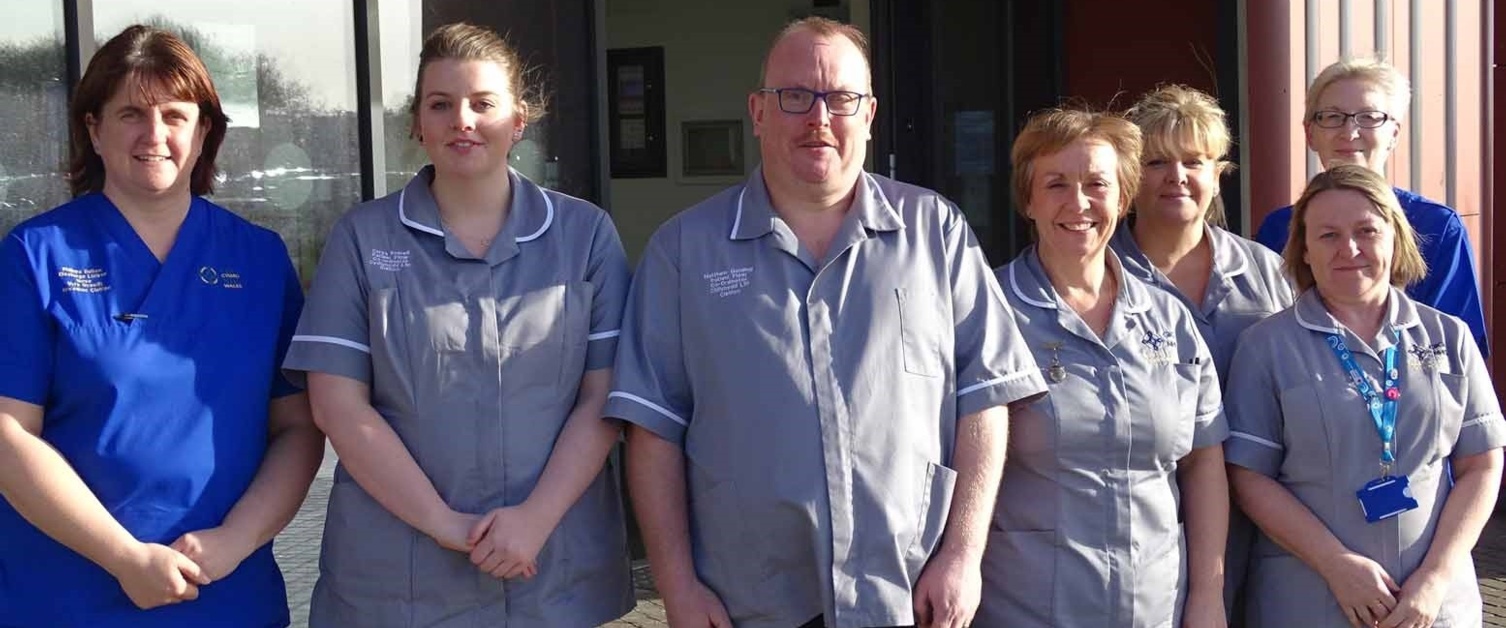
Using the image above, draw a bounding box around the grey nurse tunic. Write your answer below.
[605,169,1047,628]
[1224,289,1506,628]
[283,167,635,627]
[1110,221,1294,615]
[1110,221,1294,383]
[977,247,1226,628]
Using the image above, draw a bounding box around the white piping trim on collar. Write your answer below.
[1009,263,1057,309]
[397,188,443,237]
[1293,304,1341,334]
[514,183,554,243]
[397,179,555,242]
[729,187,747,239]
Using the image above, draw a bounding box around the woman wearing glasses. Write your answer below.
[1252,59,1488,358]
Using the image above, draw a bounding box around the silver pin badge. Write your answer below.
[1044,342,1066,383]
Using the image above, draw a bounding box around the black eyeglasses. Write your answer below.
[757,87,869,116]
[1310,110,1393,129]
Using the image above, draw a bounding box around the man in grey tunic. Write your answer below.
[604,17,1046,628]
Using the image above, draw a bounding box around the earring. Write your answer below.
[512,130,523,140]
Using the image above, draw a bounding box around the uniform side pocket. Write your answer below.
[907,462,958,563]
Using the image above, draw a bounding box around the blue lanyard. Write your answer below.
[1325,332,1401,469]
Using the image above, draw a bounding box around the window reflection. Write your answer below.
[94,3,362,283]
[0,0,67,233]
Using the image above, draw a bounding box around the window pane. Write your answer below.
[379,0,598,201]
[94,3,363,283]
[0,0,67,233]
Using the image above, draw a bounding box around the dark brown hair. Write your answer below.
[408,23,545,139]
[67,25,229,197]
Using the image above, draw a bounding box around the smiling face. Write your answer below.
[1301,188,1395,305]
[1136,147,1219,225]
[1026,139,1124,260]
[414,58,523,180]
[750,29,876,198]
[1304,78,1401,173]
[85,78,206,204]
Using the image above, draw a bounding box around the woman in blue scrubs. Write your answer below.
[0,25,324,627]
[283,23,633,626]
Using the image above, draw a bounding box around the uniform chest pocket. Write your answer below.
[1150,363,1200,459]
[896,288,943,378]
[425,302,470,352]
[498,283,588,389]
[1433,372,1467,455]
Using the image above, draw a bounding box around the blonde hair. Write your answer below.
[1126,84,1234,226]
[408,23,545,139]
[1011,107,1143,217]
[1283,164,1426,292]
[1305,58,1411,122]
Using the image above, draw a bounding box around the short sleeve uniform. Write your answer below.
[1255,188,1488,356]
[282,167,633,627]
[1111,221,1293,614]
[1224,289,1506,627]
[977,247,1225,628]
[604,169,1046,628]
[1111,221,1294,383]
[0,194,302,627]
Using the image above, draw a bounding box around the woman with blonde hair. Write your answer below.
[981,106,1229,627]
[1112,84,1295,622]
[284,23,634,626]
[1226,164,1503,627]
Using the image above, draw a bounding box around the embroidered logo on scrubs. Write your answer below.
[1139,330,1178,365]
[703,266,753,298]
[1406,342,1447,371]
[198,266,244,289]
[368,249,412,272]
[57,267,110,293]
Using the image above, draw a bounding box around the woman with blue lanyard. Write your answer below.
[1110,84,1294,623]
[0,25,324,626]
[281,23,634,626]
[979,107,1229,628]
[1225,164,1504,627]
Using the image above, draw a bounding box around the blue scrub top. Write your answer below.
[0,194,302,627]
[1254,187,1488,356]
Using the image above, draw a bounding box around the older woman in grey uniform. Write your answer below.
[1225,165,1504,628]
[1111,85,1294,623]
[282,24,634,627]
[979,108,1229,628]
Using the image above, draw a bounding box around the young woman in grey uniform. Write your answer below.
[281,24,634,627]
[979,108,1229,628]
[1111,84,1295,623]
[1225,165,1504,628]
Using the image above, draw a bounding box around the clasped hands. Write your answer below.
[432,503,552,581]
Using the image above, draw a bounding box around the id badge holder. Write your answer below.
[1356,475,1419,523]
